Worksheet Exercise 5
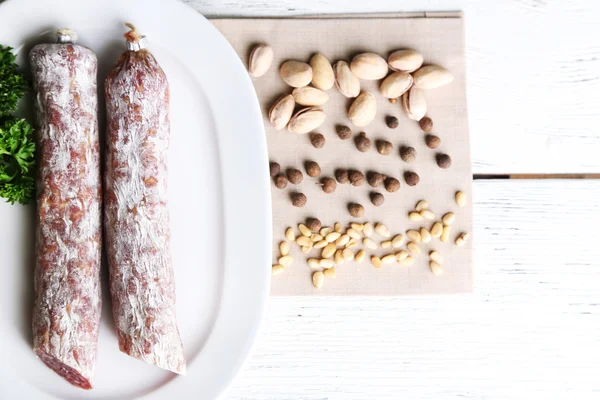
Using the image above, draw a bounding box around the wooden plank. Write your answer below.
[225,180,600,399]
[184,0,600,174]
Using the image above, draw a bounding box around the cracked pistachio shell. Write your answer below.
[292,86,329,106]
[388,49,423,73]
[379,71,413,98]
[412,65,454,89]
[348,92,377,127]
[401,86,427,121]
[333,60,360,98]
[280,60,313,88]
[310,53,335,90]
[269,94,295,130]
[248,44,274,77]
[288,107,326,134]
[350,52,389,80]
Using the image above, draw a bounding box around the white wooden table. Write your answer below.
[185,1,600,398]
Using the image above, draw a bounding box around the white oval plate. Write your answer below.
[0,0,271,398]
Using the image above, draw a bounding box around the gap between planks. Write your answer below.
[474,173,600,180]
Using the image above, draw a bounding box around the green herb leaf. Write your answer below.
[0,45,27,117]
[0,118,35,204]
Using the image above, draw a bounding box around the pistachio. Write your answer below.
[348,92,377,127]
[412,65,454,89]
[333,60,360,98]
[248,44,274,77]
[401,86,427,121]
[292,86,329,106]
[350,52,388,80]
[388,49,423,73]
[310,53,335,90]
[280,60,313,87]
[288,107,326,134]
[269,94,295,130]
[379,71,413,98]
[312,271,325,288]
[456,191,467,207]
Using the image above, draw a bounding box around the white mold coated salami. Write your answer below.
[104,24,186,374]
[30,29,102,390]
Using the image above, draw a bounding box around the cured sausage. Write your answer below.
[104,24,185,374]
[30,29,102,390]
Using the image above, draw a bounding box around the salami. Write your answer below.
[30,29,102,390]
[104,24,186,374]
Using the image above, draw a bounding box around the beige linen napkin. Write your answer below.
[212,14,472,295]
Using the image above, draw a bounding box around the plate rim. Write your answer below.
[0,0,272,398]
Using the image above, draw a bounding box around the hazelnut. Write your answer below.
[376,140,393,155]
[404,171,420,186]
[385,115,399,129]
[335,168,349,184]
[348,170,365,186]
[306,217,322,232]
[310,132,325,148]
[269,162,280,177]
[291,192,307,207]
[274,174,288,189]
[400,146,417,163]
[336,124,352,140]
[305,160,321,177]
[419,116,433,132]
[370,192,384,207]
[286,168,303,184]
[425,134,441,149]
[367,171,385,187]
[354,132,371,152]
[436,153,452,169]
[384,177,400,193]
[320,177,337,193]
[348,203,365,218]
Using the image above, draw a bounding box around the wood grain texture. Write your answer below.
[224,180,600,399]
[183,0,600,174]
